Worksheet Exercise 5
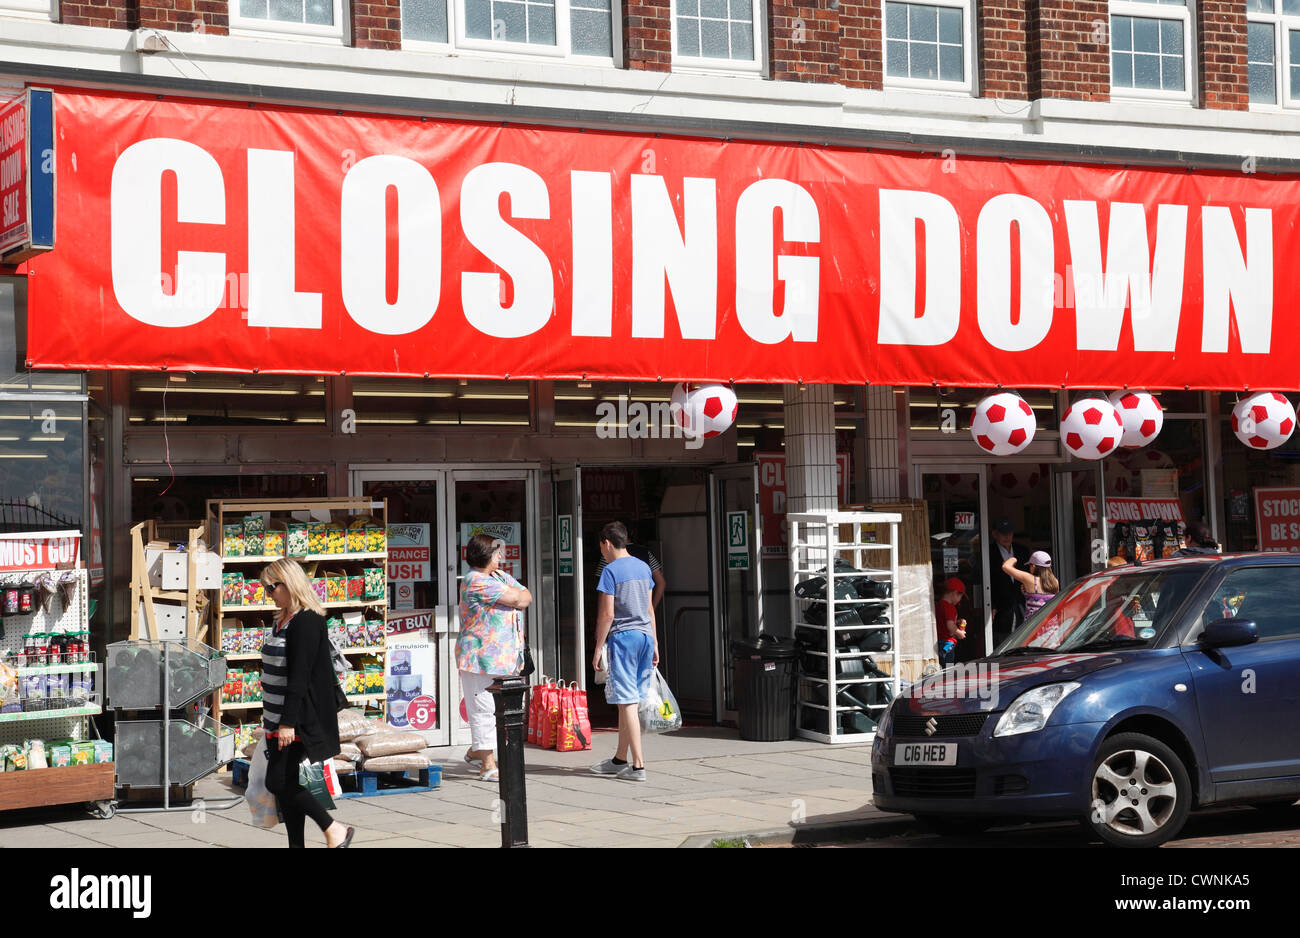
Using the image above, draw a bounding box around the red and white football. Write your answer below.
[1061,397,1124,460]
[1231,392,1296,451]
[671,382,739,439]
[1107,390,1164,449]
[969,392,1037,456]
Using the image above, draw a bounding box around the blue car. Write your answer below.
[871,553,1300,847]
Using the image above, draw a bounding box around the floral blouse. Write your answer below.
[456,569,524,676]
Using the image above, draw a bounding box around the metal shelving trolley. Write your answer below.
[789,512,901,744]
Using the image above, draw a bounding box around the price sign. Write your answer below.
[406,695,437,731]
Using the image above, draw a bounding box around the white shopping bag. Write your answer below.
[638,668,683,735]
[245,736,279,829]
[594,645,608,685]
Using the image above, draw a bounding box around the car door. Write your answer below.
[1182,566,1300,785]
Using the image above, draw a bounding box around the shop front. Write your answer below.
[6,84,1300,742]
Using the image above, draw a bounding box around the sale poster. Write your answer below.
[385,640,437,730]
[460,522,522,578]
[756,453,851,557]
[387,522,431,610]
[1254,486,1300,553]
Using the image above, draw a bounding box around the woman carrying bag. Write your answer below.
[260,558,355,849]
[457,534,533,782]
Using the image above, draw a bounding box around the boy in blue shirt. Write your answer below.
[589,521,658,782]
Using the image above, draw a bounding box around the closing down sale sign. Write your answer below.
[24,89,1299,390]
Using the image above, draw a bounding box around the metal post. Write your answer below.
[162,641,170,810]
[488,677,529,848]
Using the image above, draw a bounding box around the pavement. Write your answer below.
[0,727,885,848]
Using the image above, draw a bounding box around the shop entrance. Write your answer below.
[916,461,1061,658]
[559,463,763,727]
[350,466,535,748]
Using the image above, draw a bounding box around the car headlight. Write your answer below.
[875,702,895,738]
[992,682,1081,737]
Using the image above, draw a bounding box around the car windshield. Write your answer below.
[1000,567,1205,653]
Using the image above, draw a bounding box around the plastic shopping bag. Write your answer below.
[527,677,548,746]
[593,645,608,685]
[245,737,279,830]
[540,681,562,749]
[639,668,683,735]
[555,682,592,752]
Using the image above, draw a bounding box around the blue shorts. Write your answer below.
[605,630,654,705]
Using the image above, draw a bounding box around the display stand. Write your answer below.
[789,512,901,745]
[129,520,210,642]
[204,497,390,741]
[0,540,114,817]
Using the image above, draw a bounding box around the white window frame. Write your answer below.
[230,0,349,44]
[1108,0,1195,104]
[401,0,619,65]
[0,0,56,21]
[1246,1,1300,110]
[669,0,765,76]
[881,0,976,96]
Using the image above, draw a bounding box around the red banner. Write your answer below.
[0,531,81,572]
[0,94,29,254]
[1254,486,1300,553]
[23,89,1300,389]
[757,452,850,557]
[1082,496,1185,525]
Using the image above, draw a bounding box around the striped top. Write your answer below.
[261,614,291,732]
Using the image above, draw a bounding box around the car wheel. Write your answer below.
[1084,732,1191,848]
[914,815,992,836]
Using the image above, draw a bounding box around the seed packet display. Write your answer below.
[365,525,386,553]
[326,573,346,604]
[221,628,241,653]
[365,617,385,647]
[263,529,285,557]
[346,575,365,601]
[71,741,95,765]
[223,524,244,557]
[50,744,72,767]
[222,572,244,607]
[346,620,367,649]
[244,515,266,556]
[307,523,331,555]
[244,580,267,607]
[286,522,309,556]
[364,567,385,601]
[326,525,347,555]
[311,577,329,604]
[93,740,114,764]
[346,523,366,554]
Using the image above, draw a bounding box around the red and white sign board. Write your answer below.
[1254,486,1300,552]
[0,94,29,253]
[1081,496,1185,525]
[386,609,434,637]
[22,90,1300,390]
[0,531,81,572]
[757,452,850,557]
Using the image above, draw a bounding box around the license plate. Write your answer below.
[894,742,958,766]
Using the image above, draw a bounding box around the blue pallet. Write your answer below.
[338,765,441,798]
[227,758,439,797]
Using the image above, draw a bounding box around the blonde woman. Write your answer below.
[1002,550,1059,619]
[259,558,353,849]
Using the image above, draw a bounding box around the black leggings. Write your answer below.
[264,739,334,848]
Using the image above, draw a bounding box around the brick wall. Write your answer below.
[60,0,135,30]
[138,0,229,36]
[770,1,839,83]
[839,0,880,90]
[352,0,401,49]
[624,0,671,71]
[978,0,1028,99]
[1198,1,1248,110]
[1027,0,1110,102]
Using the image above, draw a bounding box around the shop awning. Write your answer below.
[23,89,1300,391]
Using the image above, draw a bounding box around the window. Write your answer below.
[671,0,763,72]
[0,0,54,21]
[1109,0,1193,101]
[1200,568,1300,641]
[883,0,973,92]
[232,0,347,41]
[1247,0,1300,107]
[401,0,615,60]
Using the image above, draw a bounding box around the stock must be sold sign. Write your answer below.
[1254,486,1300,552]
[23,89,1300,390]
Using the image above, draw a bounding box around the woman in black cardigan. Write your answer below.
[260,558,353,849]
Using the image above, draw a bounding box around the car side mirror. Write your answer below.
[1198,618,1258,649]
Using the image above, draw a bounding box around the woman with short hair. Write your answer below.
[457,534,532,782]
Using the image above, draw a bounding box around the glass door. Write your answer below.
[917,466,991,660]
[448,470,535,747]
[709,463,764,723]
[350,469,451,746]
[551,466,585,686]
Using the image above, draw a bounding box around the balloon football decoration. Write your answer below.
[671,383,739,439]
[970,392,1037,456]
[1231,392,1296,450]
[1060,397,1124,460]
[1107,390,1164,449]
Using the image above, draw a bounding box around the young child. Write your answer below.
[936,577,968,667]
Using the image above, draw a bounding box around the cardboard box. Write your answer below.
[161,549,222,590]
[135,600,189,640]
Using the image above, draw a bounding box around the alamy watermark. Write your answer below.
[595,395,705,449]
[905,661,1001,710]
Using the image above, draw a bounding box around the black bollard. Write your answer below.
[488,677,530,848]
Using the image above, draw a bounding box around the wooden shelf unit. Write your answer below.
[206,497,390,732]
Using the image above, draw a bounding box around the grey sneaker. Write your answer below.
[590,758,624,776]
[616,764,647,782]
